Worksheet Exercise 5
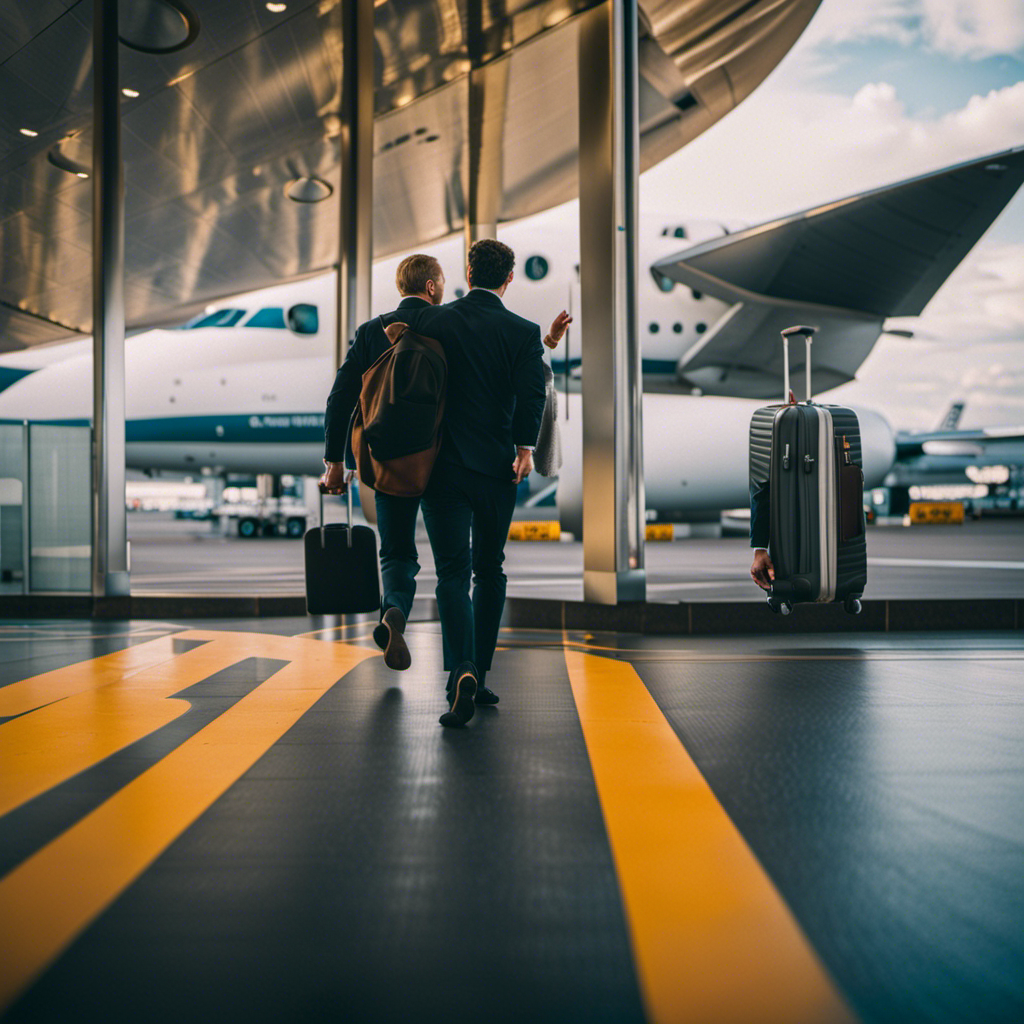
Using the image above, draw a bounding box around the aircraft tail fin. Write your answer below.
[937,401,966,432]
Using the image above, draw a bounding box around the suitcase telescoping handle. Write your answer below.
[781,325,817,403]
[318,478,354,548]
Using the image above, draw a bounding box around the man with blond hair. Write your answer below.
[321,253,446,670]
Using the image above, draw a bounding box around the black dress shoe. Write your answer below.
[440,662,478,727]
[474,686,499,705]
[373,607,411,671]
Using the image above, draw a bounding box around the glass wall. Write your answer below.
[0,423,26,594]
[28,425,92,592]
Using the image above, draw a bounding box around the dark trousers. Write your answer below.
[420,461,517,676]
[374,491,421,620]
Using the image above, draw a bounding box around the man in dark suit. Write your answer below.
[400,239,547,727]
[320,253,445,670]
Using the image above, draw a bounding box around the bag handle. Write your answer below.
[781,325,817,402]
[317,480,354,548]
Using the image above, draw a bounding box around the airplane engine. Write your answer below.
[556,393,895,536]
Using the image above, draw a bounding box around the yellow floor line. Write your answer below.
[564,648,858,1024]
[0,635,189,718]
[0,634,287,819]
[0,632,374,1012]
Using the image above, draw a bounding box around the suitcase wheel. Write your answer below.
[844,597,863,615]
[767,597,792,615]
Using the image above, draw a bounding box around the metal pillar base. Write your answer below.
[584,569,647,605]
[103,571,130,597]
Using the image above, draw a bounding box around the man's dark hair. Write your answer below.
[396,254,442,297]
[467,239,515,290]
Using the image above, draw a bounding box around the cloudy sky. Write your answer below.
[641,0,1024,431]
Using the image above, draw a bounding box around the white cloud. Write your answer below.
[921,0,1024,58]
[801,0,1024,59]
[642,80,1024,220]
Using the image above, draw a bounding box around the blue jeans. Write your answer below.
[374,491,421,620]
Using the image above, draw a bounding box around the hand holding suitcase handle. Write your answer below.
[318,472,356,549]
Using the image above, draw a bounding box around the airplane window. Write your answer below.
[524,255,549,281]
[287,303,319,334]
[691,289,702,300]
[696,322,707,334]
[674,227,686,238]
[455,287,465,298]
[649,322,660,333]
[653,272,674,293]
[672,323,683,333]
[245,307,287,329]
[187,308,246,328]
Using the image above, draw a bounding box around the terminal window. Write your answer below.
[245,307,288,329]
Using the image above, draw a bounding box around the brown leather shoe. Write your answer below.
[440,662,478,727]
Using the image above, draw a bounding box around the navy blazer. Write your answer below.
[322,296,432,464]
[401,288,547,482]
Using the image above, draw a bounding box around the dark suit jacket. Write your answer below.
[750,481,771,549]
[401,288,546,482]
[322,296,432,464]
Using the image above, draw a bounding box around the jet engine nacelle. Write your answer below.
[556,393,895,536]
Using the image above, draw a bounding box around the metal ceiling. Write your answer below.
[0,0,821,349]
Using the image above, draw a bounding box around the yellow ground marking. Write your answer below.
[0,634,294,819]
[564,648,857,1024]
[0,630,374,1012]
[0,635,194,719]
[294,621,379,639]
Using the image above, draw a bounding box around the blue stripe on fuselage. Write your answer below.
[17,413,326,444]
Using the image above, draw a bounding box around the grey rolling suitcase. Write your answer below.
[749,326,867,615]
[304,486,381,615]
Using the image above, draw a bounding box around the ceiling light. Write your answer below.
[76,172,90,179]
[19,128,39,137]
[122,87,140,98]
[266,2,287,11]
[119,0,199,54]
[285,176,332,203]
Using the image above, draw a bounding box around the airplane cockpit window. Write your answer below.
[187,308,246,328]
[660,226,687,239]
[287,303,319,334]
[524,255,549,281]
[652,270,675,293]
[245,307,287,329]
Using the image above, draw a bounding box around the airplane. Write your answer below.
[886,401,1024,509]
[1,148,1022,533]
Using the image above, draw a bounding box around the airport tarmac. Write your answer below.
[127,514,1024,600]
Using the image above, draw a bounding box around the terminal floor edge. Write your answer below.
[0,619,1022,1023]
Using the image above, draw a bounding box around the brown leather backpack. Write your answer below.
[350,320,447,497]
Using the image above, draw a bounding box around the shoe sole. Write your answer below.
[440,672,477,727]
[376,610,411,671]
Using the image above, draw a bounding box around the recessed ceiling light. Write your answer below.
[122,87,140,98]
[76,172,90,179]
[19,128,39,137]
[119,0,199,54]
[266,2,287,11]
[285,176,332,203]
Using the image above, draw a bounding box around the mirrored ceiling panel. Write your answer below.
[0,0,820,347]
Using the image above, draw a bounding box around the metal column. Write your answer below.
[464,60,510,252]
[336,0,375,369]
[91,0,129,598]
[577,0,645,604]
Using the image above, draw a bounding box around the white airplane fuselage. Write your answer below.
[0,209,897,515]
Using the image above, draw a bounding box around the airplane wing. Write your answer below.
[0,0,820,353]
[653,147,1024,399]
